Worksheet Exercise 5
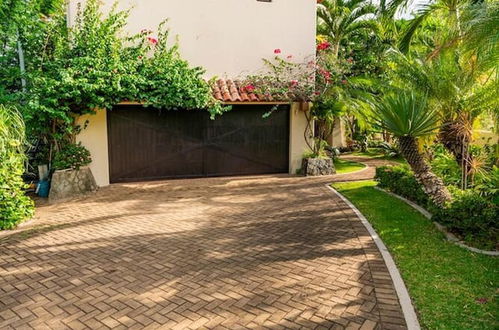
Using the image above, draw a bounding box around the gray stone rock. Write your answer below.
[49,167,98,202]
[302,158,336,176]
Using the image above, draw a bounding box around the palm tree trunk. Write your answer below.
[438,118,473,185]
[399,136,452,207]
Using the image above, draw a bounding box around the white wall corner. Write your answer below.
[76,109,110,187]
[289,102,313,174]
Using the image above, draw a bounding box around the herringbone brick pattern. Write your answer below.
[0,158,407,329]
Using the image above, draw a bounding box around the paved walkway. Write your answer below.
[0,157,408,329]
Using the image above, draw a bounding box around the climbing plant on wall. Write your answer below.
[1,0,224,165]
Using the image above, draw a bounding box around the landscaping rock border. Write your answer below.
[374,186,499,257]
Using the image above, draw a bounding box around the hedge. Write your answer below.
[375,165,498,250]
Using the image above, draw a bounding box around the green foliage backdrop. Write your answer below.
[0,105,34,229]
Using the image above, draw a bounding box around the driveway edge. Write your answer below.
[326,184,421,330]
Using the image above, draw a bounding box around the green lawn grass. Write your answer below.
[351,148,406,164]
[334,158,366,174]
[332,180,499,330]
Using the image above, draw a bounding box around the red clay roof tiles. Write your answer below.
[211,79,281,103]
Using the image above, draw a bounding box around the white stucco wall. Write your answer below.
[67,0,316,78]
[329,117,346,148]
[76,109,110,186]
[289,103,313,174]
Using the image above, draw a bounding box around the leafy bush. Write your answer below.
[3,0,225,167]
[0,105,34,229]
[474,166,499,200]
[376,141,401,158]
[375,165,430,208]
[375,164,498,249]
[433,188,498,250]
[52,143,91,170]
[429,146,461,186]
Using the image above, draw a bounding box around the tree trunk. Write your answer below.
[438,118,473,187]
[399,136,452,207]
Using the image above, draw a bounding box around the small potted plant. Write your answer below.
[48,142,97,202]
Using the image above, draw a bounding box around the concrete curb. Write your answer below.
[327,185,421,330]
[374,187,499,257]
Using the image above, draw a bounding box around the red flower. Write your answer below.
[314,91,321,95]
[319,68,331,82]
[244,84,256,92]
[316,41,331,51]
[147,37,158,45]
[274,49,281,54]
[290,80,299,87]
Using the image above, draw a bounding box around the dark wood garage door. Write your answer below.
[107,104,289,183]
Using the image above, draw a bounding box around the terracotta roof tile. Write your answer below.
[211,79,288,103]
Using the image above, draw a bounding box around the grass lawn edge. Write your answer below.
[326,184,421,330]
[331,180,499,329]
[333,158,369,175]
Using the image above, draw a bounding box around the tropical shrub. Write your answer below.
[375,165,499,249]
[433,188,498,250]
[429,145,462,186]
[375,165,431,208]
[52,143,91,170]
[0,105,34,229]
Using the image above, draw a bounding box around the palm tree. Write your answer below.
[387,49,498,184]
[372,92,452,207]
[398,0,470,53]
[317,0,378,59]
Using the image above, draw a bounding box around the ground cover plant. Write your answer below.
[332,180,499,329]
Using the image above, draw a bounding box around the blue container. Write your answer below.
[37,180,50,198]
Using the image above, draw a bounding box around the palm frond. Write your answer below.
[398,4,434,53]
[372,91,440,137]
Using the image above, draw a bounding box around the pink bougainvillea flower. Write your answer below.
[244,84,256,92]
[147,37,158,45]
[274,49,281,54]
[316,41,331,51]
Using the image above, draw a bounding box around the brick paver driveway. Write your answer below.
[1,158,407,329]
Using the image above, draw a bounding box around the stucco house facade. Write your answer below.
[69,0,317,187]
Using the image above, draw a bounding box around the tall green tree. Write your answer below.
[317,0,378,59]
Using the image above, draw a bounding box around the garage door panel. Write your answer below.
[108,105,289,182]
